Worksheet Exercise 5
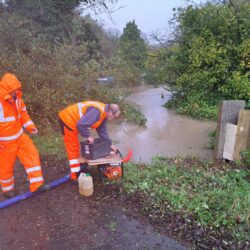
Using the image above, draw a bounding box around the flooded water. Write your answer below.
[108,86,216,163]
[91,204,187,250]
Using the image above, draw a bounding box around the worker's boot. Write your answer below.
[70,173,78,185]
[3,190,16,199]
[80,163,90,174]
[34,184,50,192]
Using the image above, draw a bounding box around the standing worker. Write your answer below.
[0,72,47,198]
[58,101,120,181]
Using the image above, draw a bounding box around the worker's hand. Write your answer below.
[111,144,117,153]
[87,136,94,144]
[31,127,38,135]
[0,144,5,150]
[79,156,88,164]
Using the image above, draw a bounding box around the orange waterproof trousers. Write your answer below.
[0,133,44,193]
[63,126,81,180]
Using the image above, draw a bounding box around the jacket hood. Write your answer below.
[0,73,22,99]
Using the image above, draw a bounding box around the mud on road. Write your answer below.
[0,156,187,250]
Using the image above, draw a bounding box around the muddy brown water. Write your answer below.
[108,86,217,162]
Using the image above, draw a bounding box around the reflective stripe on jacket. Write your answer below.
[59,101,107,130]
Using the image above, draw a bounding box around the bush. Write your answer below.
[240,150,250,167]
[165,2,250,119]
[165,92,218,120]
[0,13,146,133]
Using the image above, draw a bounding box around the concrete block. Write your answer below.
[214,100,245,159]
[223,123,237,161]
[233,110,250,160]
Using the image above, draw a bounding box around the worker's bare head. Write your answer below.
[107,104,120,120]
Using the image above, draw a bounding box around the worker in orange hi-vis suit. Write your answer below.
[0,72,48,199]
[58,101,120,182]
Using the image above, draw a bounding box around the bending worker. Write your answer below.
[58,101,120,181]
[0,72,47,198]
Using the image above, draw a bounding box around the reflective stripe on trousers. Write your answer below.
[69,159,81,173]
[0,177,15,193]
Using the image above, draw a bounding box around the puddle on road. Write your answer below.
[108,86,217,162]
[92,205,187,250]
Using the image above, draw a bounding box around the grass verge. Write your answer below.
[32,132,65,160]
[123,157,250,241]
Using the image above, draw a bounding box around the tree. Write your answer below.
[0,0,120,127]
[3,0,116,44]
[119,20,147,70]
[165,0,250,119]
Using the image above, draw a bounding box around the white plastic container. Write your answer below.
[78,173,93,197]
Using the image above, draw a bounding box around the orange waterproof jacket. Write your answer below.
[0,73,36,141]
[59,101,107,130]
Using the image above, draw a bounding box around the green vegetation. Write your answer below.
[145,46,179,86]
[122,103,147,127]
[208,129,217,149]
[165,96,218,120]
[123,157,250,240]
[240,150,250,168]
[1,1,249,246]
[2,1,249,123]
[119,20,147,71]
[107,220,117,231]
[0,0,147,129]
[32,133,65,160]
[171,0,250,119]
[146,0,250,120]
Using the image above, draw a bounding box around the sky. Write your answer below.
[88,0,207,36]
